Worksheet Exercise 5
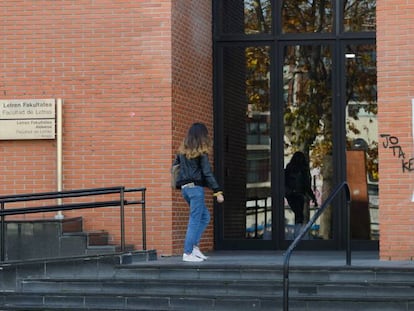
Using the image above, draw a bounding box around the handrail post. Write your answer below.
[120,187,125,252]
[142,188,147,250]
[1,202,5,262]
[283,252,291,311]
[282,181,351,311]
[346,198,351,265]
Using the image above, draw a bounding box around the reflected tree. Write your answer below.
[284,45,333,165]
[246,46,270,113]
[283,45,334,236]
[282,0,333,33]
[242,0,377,239]
[244,0,272,34]
[344,0,376,32]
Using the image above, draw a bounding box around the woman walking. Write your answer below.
[173,123,224,262]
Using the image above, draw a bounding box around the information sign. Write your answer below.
[0,99,56,140]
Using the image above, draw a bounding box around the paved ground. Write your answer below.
[145,250,414,269]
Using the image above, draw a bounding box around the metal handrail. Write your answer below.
[0,186,147,262]
[282,181,351,311]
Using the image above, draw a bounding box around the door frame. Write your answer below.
[212,0,378,251]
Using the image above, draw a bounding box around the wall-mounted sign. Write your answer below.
[0,99,56,140]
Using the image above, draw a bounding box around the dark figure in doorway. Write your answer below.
[285,151,317,238]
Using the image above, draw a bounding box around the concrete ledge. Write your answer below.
[0,250,157,292]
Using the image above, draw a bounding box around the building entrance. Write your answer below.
[213,0,378,251]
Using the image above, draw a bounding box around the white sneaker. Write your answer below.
[192,246,208,260]
[183,253,204,262]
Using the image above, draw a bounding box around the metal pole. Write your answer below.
[55,98,64,220]
[1,202,5,262]
[283,266,290,311]
[142,189,146,250]
[120,187,125,251]
[346,200,351,265]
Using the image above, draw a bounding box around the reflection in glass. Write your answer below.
[222,46,271,240]
[283,45,333,240]
[216,0,377,247]
[244,0,272,34]
[245,46,271,239]
[344,0,376,32]
[345,44,378,240]
[221,0,271,35]
[282,0,333,33]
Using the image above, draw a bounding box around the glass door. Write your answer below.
[282,44,334,241]
[216,44,273,249]
[213,0,377,250]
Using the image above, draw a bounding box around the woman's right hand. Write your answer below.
[216,194,224,203]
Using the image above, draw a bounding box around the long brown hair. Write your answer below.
[178,122,212,158]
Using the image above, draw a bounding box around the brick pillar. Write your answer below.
[377,0,414,260]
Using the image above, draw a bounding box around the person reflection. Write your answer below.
[284,151,317,238]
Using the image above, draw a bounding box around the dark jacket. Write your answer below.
[173,153,221,193]
[284,167,316,202]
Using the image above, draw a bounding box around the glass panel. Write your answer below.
[282,0,333,33]
[246,46,272,239]
[345,44,378,240]
[221,0,272,35]
[344,0,376,32]
[283,45,333,240]
[222,45,271,240]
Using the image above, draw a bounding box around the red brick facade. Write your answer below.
[1,1,412,260]
[171,1,214,253]
[377,0,414,260]
[0,1,212,256]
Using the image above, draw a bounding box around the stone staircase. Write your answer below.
[5,217,133,261]
[0,252,414,310]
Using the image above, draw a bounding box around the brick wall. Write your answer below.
[377,0,414,260]
[4,1,413,260]
[0,1,190,256]
[171,1,214,253]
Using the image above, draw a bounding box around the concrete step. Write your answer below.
[87,230,109,245]
[85,244,135,255]
[2,264,414,310]
[115,263,414,284]
[5,218,129,260]
[18,277,414,299]
[0,250,157,291]
[61,217,84,233]
[1,292,413,311]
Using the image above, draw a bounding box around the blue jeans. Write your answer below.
[182,186,210,254]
